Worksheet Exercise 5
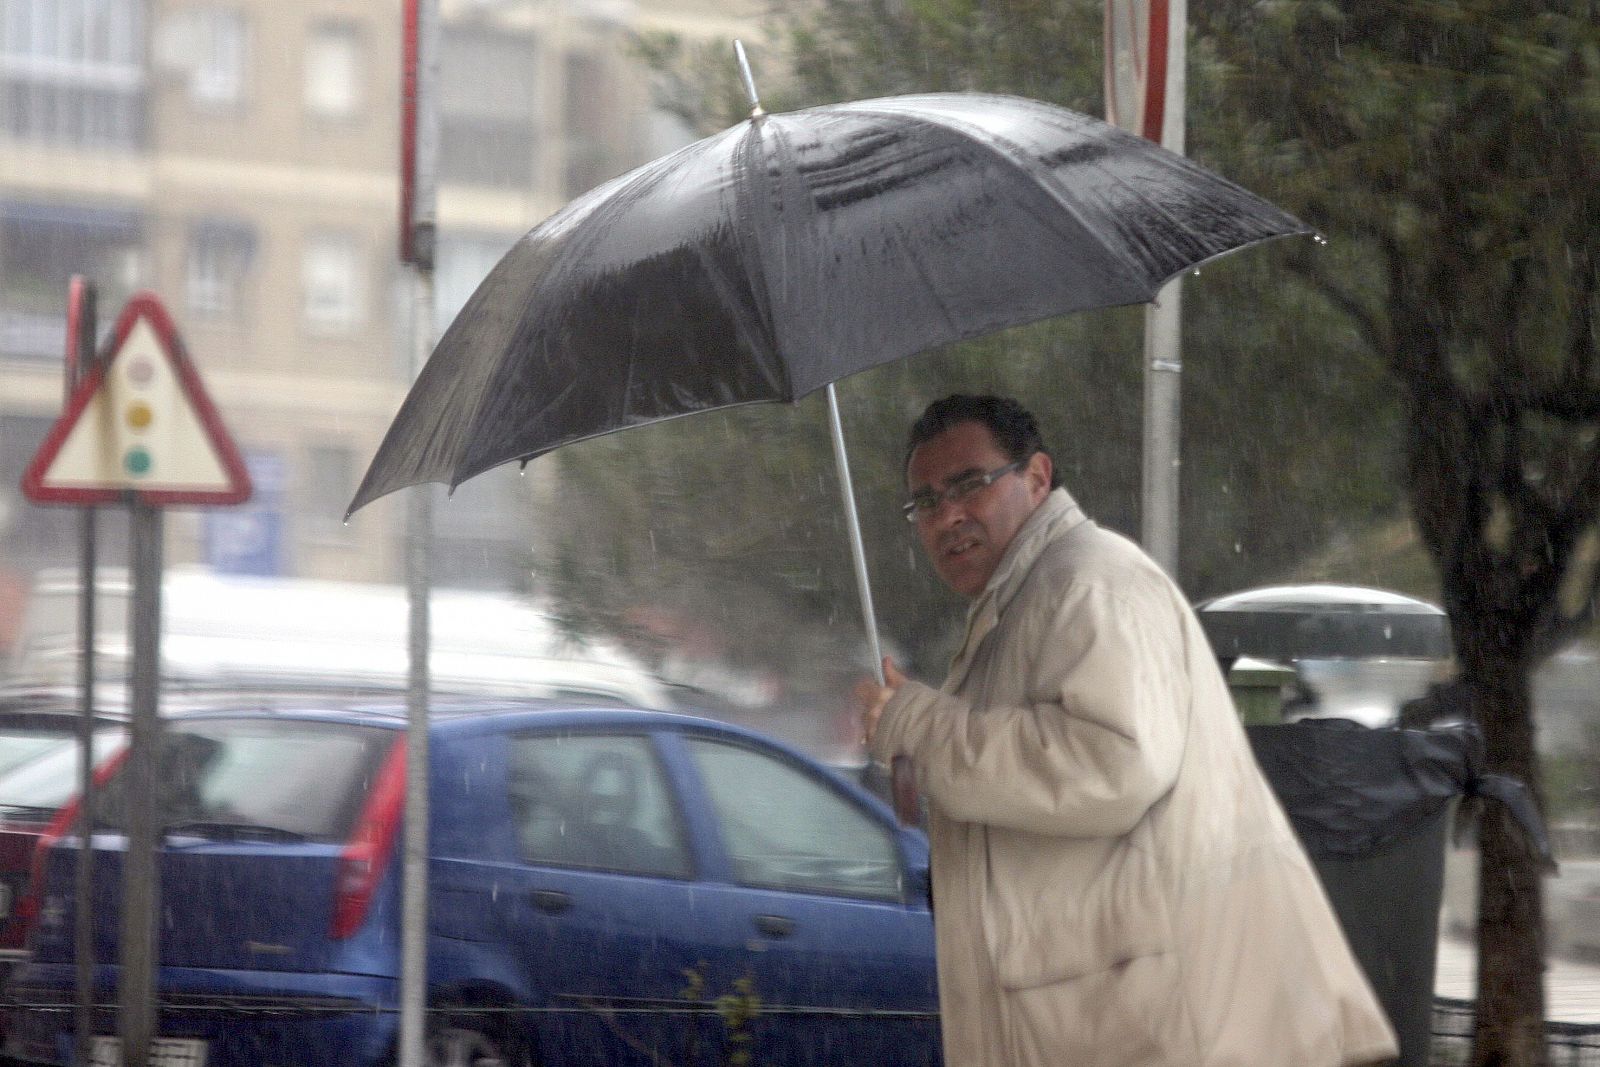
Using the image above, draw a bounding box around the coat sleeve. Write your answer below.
[870,582,1190,837]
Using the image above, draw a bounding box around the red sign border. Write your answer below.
[21,292,253,507]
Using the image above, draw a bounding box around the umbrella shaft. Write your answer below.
[825,383,885,684]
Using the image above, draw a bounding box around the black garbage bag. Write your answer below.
[1245,719,1550,1067]
[1247,718,1551,862]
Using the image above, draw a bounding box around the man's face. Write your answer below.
[906,420,1052,598]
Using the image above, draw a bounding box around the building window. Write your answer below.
[153,7,248,109]
[301,231,365,332]
[190,8,247,107]
[563,50,619,197]
[0,0,146,149]
[186,219,255,319]
[303,22,361,120]
[439,27,535,187]
[0,202,144,361]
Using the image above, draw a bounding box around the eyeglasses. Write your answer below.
[901,460,1027,522]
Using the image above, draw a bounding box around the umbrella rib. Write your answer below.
[730,118,804,401]
[842,96,1265,289]
[840,99,1156,288]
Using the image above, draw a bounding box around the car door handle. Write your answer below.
[531,890,573,914]
[752,914,795,938]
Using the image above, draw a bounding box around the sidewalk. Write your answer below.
[1436,932,1600,1024]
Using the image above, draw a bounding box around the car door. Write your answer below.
[669,732,941,1067]
[432,727,725,1066]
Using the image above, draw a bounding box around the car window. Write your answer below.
[686,738,903,902]
[0,729,125,811]
[0,731,73,777]
[96,719,393,841]
[506,733,691,878]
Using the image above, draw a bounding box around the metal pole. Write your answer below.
[73,488,98,1067]
[1139,0,1187,577]
[399,270,435,1067]
[68,276,99,1067]
[824,384,884,684]
[119,501,163,1067]
[398,0,437,1060]
[824,386,919,825]
[1140,285,1181,575]
[733,40,764,118]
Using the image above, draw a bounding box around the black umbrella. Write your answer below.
[350,66,1309,819]
[349,88,1309,515]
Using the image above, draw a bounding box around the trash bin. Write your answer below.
[1222,657,1297,725]
[1246,719,1550,1067]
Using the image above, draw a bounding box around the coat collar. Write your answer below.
[945,488,1086,690]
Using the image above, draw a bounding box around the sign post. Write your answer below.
[63,274,100,1067]
[1106,0,1187,577]
[121,500,161,1067]
[22,291,250,1066]
[399,1,438,1063]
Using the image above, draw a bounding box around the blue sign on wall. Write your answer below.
[204,451,284,576]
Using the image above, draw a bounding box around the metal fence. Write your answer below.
[1431,998,1600,1066]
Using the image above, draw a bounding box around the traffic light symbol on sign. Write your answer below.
[119,356,159,478]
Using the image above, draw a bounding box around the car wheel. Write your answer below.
[426,1018,533,1067]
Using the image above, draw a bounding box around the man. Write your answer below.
[858,395,1396,1067]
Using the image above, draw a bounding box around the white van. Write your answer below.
[6,566,671,710]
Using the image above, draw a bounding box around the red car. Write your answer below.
[0,695,123,969]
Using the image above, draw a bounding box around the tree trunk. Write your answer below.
[1396,293,1557,1067]
[1461,640,1548,1067]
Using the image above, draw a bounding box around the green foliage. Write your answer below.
[714,975,760,1067]
[679,964,762,1067]
[1194,0,1600,652]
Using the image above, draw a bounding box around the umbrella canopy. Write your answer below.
[1196,584,1452,662]
[349,91,1309,513]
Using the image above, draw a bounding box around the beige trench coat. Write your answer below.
[871,489,1397,1067]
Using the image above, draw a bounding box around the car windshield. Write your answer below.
[95,718,394,842]
[0,730,76,778]
[0,729,125,812]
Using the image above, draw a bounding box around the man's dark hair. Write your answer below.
[904,394,1062,488]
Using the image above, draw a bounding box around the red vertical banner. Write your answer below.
[398,0,437,268]
[1104,0,1170,143]
[399,0,420,264]
[64,275,96,391]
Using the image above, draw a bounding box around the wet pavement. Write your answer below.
[1436,931,1600,1025]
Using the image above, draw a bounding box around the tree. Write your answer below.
[1191,2,1600,1063]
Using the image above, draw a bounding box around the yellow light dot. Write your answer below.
[126,401,153,430]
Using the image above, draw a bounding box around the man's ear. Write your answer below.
[1026,451,1053,502]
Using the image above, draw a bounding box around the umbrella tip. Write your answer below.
[733,40,764,119]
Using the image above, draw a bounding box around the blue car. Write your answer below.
[5,700,940,1067]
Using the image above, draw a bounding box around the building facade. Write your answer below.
[0,0,755,610]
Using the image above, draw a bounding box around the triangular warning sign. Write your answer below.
[22,292,252,507]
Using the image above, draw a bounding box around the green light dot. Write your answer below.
[124,447,152,477]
